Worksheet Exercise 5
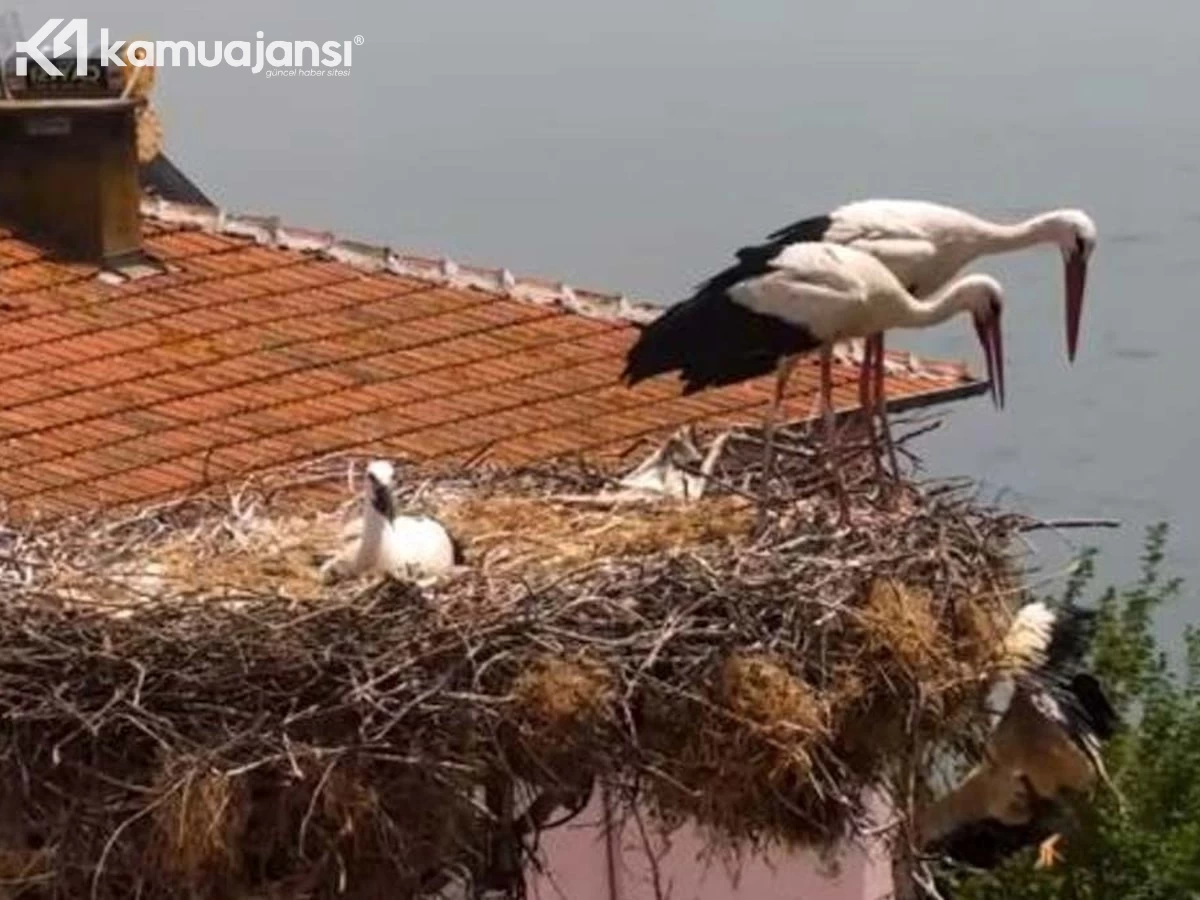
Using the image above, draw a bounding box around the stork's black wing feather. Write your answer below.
[929,817,1055,870]
[621,285,819,394]
[622,213,835,395]
[1045,605,1099,672]
[1068,673,1119,740]
[765,213,834,245]
[693,212,833,297]
[692,241,784,297]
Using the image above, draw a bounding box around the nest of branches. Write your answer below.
[0,418,1028,899]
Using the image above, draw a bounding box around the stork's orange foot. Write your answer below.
[1035,833,1063,869]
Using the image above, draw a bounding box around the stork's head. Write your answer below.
[1046,210,1096,364]
[961,275,1006,410]
[364,459,397,521]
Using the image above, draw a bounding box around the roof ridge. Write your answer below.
[139,196,661,326]
[137,196,969,383]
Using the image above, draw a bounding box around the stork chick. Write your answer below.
[321,460,463,582]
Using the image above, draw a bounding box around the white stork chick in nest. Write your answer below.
[320,460,463,583]
[918,601,1121,871]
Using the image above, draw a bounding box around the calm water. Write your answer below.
[14,0,1199,631]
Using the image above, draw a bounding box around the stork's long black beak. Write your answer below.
[974,314,1005,410]
[1065,251,1088,363]
[368,474,397,521]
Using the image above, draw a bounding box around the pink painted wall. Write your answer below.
[530,790,895,900]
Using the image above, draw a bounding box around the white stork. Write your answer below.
[321,460,463,582]
[752,200,1096,476]
[622,242,1005,516]
[918,601,1121,871]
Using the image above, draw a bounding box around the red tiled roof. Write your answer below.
[0,200,985,520]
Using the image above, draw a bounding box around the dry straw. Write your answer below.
[0,420,1026,898]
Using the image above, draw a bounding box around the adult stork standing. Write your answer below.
[622,242,1005,518]
[751,200,1097,476]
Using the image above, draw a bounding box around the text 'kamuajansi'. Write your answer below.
[15,20,360,78]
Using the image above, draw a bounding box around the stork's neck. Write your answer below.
[892,275,988,329]
[973,211,1070,254]
[358,493,390,562]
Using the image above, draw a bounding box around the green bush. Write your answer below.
[945,524,1200,899]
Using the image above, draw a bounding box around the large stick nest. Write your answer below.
[0,420,1025,898]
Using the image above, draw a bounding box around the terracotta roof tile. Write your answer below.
[0,201,986,519]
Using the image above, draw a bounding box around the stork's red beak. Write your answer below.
[974,314,1005,410]
[1064,251,1087,363]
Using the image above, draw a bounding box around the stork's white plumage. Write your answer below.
[764,199,1096,362]
[705,198,1094,487]
[321,460,462,582]
[745,200,1096,480]
[997,599,1059,673]
[623,242,1005,515]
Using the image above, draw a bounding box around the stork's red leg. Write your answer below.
[761,354,797,492]
[820,346,850,522]
[819,345,834,439]
[857,339,873,413]
[858,338,884,482]
[872,334,901,481]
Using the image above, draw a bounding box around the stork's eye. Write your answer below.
[1075,236,1087,256]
